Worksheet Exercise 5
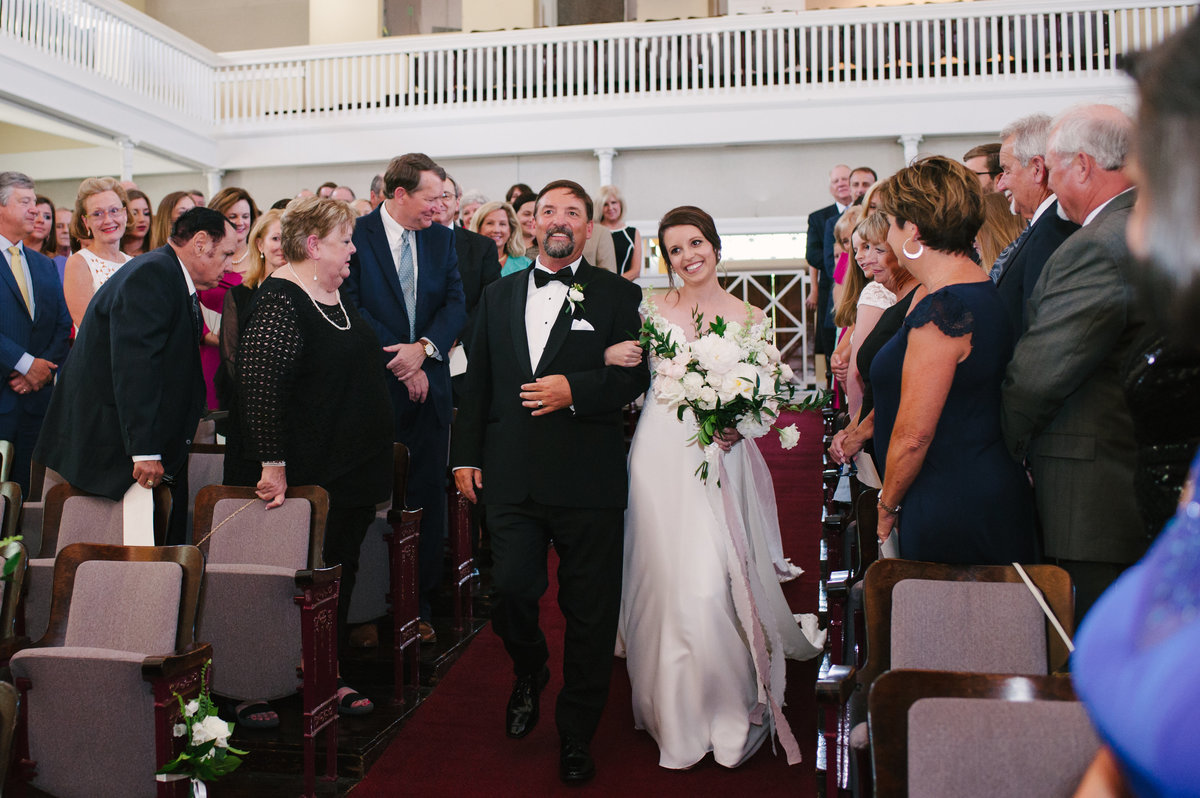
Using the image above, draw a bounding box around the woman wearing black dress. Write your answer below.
[871,157,1037,564]
[597,185,642,280]
[225,196,393,715]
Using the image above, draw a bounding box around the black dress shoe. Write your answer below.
[505,666,550,738]
[559,735,595,784]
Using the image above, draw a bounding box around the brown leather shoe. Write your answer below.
[349,623,378,648]
[418,620,437,645]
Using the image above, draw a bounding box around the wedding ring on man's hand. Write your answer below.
[538,399,544,408]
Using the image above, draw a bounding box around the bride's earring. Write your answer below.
[902,237,924,259]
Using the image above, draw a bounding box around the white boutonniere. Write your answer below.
[565,282,586,315]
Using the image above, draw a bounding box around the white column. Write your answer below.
[117,137,135,183]
[594,148,617,188]
[204,169,225,201]
[898,134,923,165]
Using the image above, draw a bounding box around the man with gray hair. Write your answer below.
[0,171,71,496]
[992,113,1080,339]
[1002,104,1148,620]
[368,174,386,209]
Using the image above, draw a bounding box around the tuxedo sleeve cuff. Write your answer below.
[132,455,162,462]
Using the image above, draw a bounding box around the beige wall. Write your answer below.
[462,0,538,32]
[143,0,310,51]
[637,0,713,22]
[310,0,381,45]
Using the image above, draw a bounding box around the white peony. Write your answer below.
[691,333,743,376]
[654,376,686,407]
[681,371,705,401]
[697,386,719,409]
[778,423,800,449]
[719,364,759,403]
[736,414,772,440]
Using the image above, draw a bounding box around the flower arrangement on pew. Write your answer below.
[157,661,247,791]
[638,292,829,483]
[0,535,22,580]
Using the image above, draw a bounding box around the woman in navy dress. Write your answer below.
[870,156,1037,564]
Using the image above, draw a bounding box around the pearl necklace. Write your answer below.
[287,263,351,331]
[232,247,248,265]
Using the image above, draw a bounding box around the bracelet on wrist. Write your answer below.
[262,461,286,468]
[878,496,902,515]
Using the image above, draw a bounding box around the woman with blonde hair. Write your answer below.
[469,200,530,277]
[596,184,642,280]
[62,177,133,329]
[149,191,195,250]
[975,192,1026,274]
[218,207,287,410]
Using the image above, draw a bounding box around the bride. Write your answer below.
[608,206,825,769]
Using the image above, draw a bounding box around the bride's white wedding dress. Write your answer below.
[617,314,825,770]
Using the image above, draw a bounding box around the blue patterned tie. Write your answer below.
[397,230,417,340]
[989,222,1032,283]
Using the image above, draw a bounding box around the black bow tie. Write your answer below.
[534,268,573,289]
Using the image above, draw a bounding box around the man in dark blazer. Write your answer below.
[439,174,502,404]
[992,113,1080,342]
[34,208,232,542]
[451,180,648,784]
[0,172,72,497]
[345,153,466,642]
[1002,105,1150,620]
[805,165,850,363]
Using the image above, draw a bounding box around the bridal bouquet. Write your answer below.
[638,293,828,482]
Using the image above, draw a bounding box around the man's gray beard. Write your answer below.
[542,231,575,258]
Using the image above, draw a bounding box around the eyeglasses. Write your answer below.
[88,207,127,221]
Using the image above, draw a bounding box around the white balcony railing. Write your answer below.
[213,0,1194,129]
[4,0,1194,136]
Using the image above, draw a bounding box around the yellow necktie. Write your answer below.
[7,246,32,314]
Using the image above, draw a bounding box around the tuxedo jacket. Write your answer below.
[453,224,502,349]
[346,207,466,430]
[450,261,649,508]
[1002,190,1150,564]
[805,202,839,271]
[1,245,71,419]
[995,200,1079,342]
[34,246,205,500]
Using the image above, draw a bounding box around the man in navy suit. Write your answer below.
[0,172,71,497]
[993,113,1080,341]
[346,153,466,643]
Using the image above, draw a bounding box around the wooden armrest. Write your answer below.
[295,564,341,589]
[816,664,857,705]
[0,636,33,666]
[827,570,853,599]
[142,642,213,680]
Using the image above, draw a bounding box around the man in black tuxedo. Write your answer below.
[451,180,648,784]
[1,172,72,498]
[439,174,502,405]
[992,113,1080,342]
[34,208,232,542]
[346,153,466,643]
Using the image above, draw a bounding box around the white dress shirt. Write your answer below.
[1,235,36,374]
[526,257,580,373]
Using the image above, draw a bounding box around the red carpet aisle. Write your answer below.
[352,411,824,797]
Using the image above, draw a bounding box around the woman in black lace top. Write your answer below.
[224,196,392,715]
[870,157,1037,564]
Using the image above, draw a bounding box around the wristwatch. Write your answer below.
[420,338,436,358]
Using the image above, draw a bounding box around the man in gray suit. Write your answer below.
[1001,104,1149,619]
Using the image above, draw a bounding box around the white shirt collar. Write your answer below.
[835,201,848,214]
[0,234,23,253]
[1082,187,1134,227]
[380,201,416,252]
[174,251,197,295]
[1030,193,1059,225]
[533,255,582,277]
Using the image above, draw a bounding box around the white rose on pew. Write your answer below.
[681,371,705,401]
[192,715,233,748]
